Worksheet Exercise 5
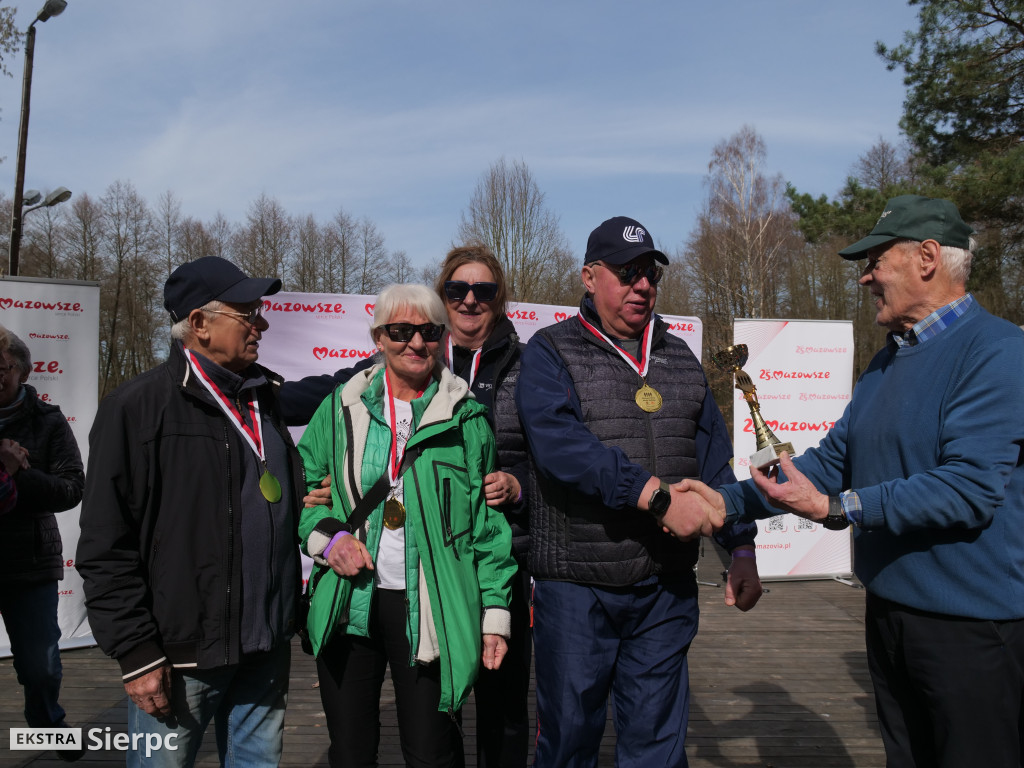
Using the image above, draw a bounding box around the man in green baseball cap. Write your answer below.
[671,194,1024,766]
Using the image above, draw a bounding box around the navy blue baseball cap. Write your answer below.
[585,216,669,266]
[164,257,282,322]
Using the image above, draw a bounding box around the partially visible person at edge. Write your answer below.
[675,196,1024,768]
[77,257,303,768]
[515,216,762,768]
[297,282,517,768]
[0,327,85,763]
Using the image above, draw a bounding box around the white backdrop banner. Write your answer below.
[257,292,703,376]
[0,277,100,657]
[730,319,854,580]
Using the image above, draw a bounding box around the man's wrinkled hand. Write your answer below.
[125,664,173,718]
[304,475,333,510]
[749,452,828,522]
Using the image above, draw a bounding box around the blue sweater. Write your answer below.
[721,301,1024,619]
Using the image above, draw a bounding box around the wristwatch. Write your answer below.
[648,481,671,519]
[823,495,851,531]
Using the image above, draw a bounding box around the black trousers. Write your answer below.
[316,588,464,768]
[865,592,1024,768]
[473,567,532,768]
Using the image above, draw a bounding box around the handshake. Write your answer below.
[651,478,727,540]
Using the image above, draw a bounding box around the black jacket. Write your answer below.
[0,384,85,585]
[77,344,304,681]
[447,316,530,561]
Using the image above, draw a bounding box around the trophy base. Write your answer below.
[750,442,797,470]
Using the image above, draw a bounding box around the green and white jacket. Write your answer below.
[297,363,516,714]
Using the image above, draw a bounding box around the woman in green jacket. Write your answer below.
[298,283,516,768]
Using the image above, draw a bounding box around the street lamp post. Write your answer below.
[7,0,68,277]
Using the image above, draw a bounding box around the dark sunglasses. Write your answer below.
[381,322,445,343]
[598,261,664,286]
[443,281,499,303]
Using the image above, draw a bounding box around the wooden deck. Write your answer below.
[2,558,883,767]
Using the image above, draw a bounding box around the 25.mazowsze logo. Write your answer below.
[758,369,831,380]
[263,300,346,314]
[506,309,538,321]
[312,347,374,361]
[742,418,835,434]
[667,322,695,333]
[0,297,83,313]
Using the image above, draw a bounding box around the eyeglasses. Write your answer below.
[443,281,499,303]
[597,261,663,286]
[381,322,445,343]
[205,305,265,325]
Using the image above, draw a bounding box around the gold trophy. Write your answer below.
[711,344,796,469]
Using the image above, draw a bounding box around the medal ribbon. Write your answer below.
[382,370,422,487]
[186,350,266,463]
[577,314,654,378]
[445,337,482,389]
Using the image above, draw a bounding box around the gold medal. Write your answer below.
[383,497,406,530]
[635,383,662,413]
[259,469,282,503]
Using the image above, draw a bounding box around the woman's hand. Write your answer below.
[326,534,374,576]
[482,634,508,670]
[484,471,520,507]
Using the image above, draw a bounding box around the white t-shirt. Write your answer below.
[375,398,412,590]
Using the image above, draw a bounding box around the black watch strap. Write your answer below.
[824,495,851,531]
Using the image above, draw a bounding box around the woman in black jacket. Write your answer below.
[0,329,85,754]
[435,245,531,768]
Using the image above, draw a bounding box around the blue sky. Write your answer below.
[1,1,920,271]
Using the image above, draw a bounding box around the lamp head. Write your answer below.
[22,190,42,207]
[35,0,67,23]
[43,187,72,206]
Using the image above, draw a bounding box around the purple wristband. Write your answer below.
[732,549,756,559]
[325,530,351,557]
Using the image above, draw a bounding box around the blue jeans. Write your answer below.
[0,580,66,727]
[532,573,699,768]
[127,642,290,768]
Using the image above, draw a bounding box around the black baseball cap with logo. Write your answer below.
[838,195,974,259]
[585,216,669,266]
[164,256,282,322]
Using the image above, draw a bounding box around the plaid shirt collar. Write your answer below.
[890,294,975,349]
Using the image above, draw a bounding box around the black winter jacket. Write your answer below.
[77,344,304,681]
[447,315,530,562]
[0,384,84,585]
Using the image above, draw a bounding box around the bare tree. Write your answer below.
[681,126,802,419]
[456,157,574,303]
[234,193,293,280]
[155,190,183,278]
[65,193,104,282]
[387,249,415,285]
[354,216,389,294]
[99,180,161,397]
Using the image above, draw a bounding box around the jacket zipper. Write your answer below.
[409,458,458,710]
[223,426,234,666]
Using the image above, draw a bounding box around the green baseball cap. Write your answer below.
[838,195,974,259]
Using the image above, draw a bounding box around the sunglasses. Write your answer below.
[381,322,445,343]
[443,281,499,303]
[597,262,664,286]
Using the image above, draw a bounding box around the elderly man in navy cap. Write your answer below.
[515,217,762,768]
[679,196,1024,767]
[78,257,304,768]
